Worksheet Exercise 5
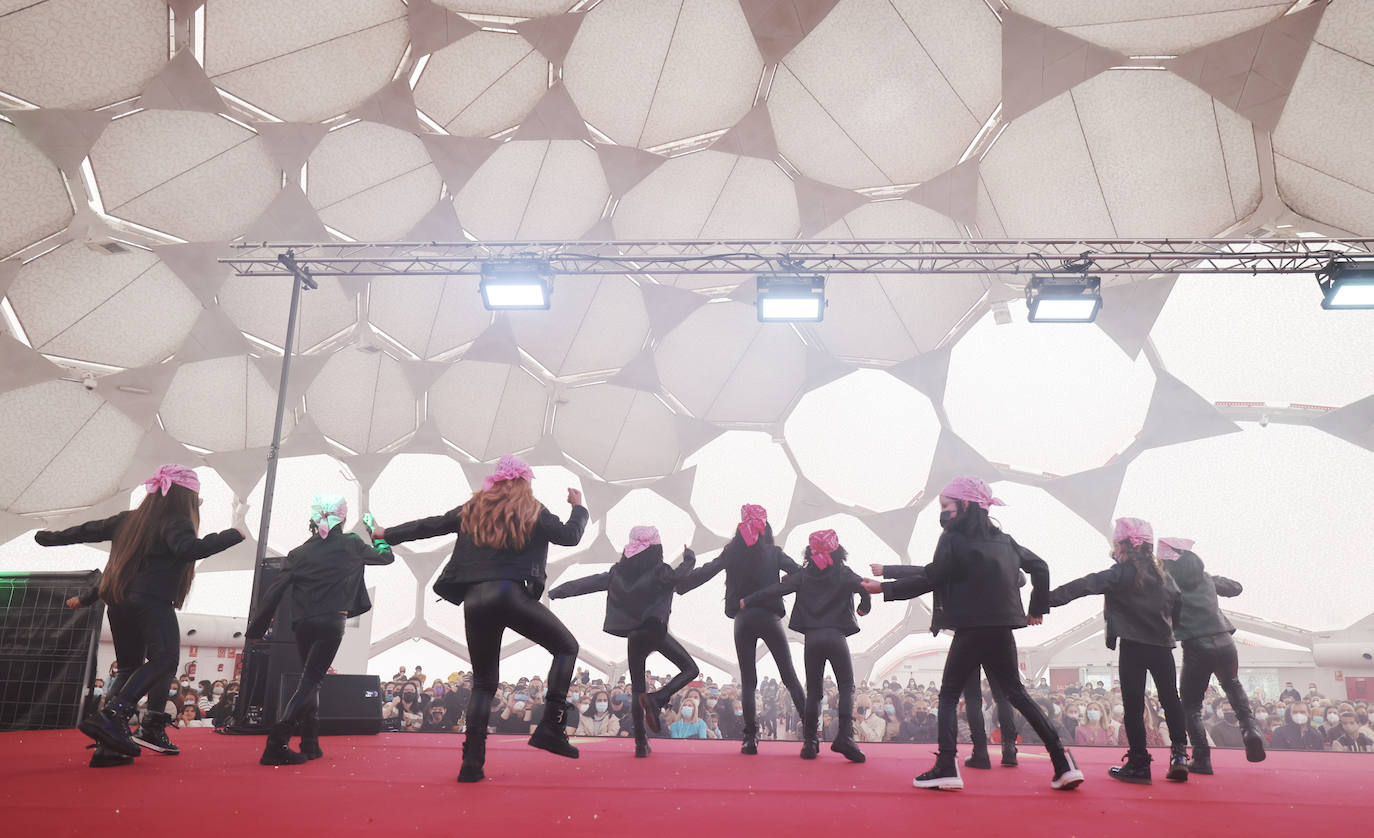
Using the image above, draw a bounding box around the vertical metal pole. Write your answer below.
[230,252,313,730]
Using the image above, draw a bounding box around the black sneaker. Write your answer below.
[800,738,819,760]
[1051,749,1085,790]
[259,743,309,766]
[1166,745,1189,782]
[86,744,135,768]
[1241,721,1267,763]
[1109,751,1152,785]
[78,706,140,758]
[829,737,866,763]
[528,720,579,759]
[964,747,992,770]
[1188,757,1213,775]
[913,754,964,790]
[132,712,179,755]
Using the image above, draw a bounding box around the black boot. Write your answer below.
[259,721,308,766]
[634,738,653,758]
[1166,743,1190,782]
[829,716,865,763]
[458,734,486,782]
[77,699,140,758]
[637,692,661,734]
[740,724,758,755]
[800,735,819,760]
[1241,719,1267,763]
[132,711,179,755]
[964,744,991,770]
[86,743,136,768]
[1000,742,1018,766]
[1050,748,1085,790]
[527,701,579,759]
[913,752,963,790]
[299,709,323,760]
[1188,744,1213,775]
[1109,750,1152,785]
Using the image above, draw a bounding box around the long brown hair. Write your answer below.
[1118,540,1164,589]
[100,484,201,607]
[462,478,540,550]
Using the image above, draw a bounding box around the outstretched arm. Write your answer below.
[378,507,461,546]
[740,572,802,610]
[548,570,611,600]
[1048,565,1121,608]
[672,548,702,594]
[163,518,245,563]
[34,513,126,547]
[1213,576,1243,597]
[538,503,589,547]
[347,532,395,566]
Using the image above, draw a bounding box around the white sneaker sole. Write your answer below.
[1051,769,1085,790]
[130,734,176,754]
[913,766,964,790]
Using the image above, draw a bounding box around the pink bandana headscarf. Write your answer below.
[310,494,348,539]
[1157,537,1195,562]
[144,464,200,497]
[940,476,1005,509]
[738,504,768,546]
[809,529,840,570]
[482,454,535,492]
[624,525,661,558]
[1113,517,1154,547]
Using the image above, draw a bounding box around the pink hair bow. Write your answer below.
[1157,537,1195,561]
[624,525,661,558]
[481,454,535,492]
[940,476,1005,509]
[738,504,768,546]
[809,529,840,570]
[1113,517,1154,547]
[143,464,200,497]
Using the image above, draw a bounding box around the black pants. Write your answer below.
[104,594,179,713]
[802,628,853,741]
[963,668,1018,748]
[1119,639,1187,752]
[1179,634,1253,753]
[734,608,805,736]
[278,613,345,725]
[938,626,1062,759]
[463,580,578,739]
[627,620,698,742]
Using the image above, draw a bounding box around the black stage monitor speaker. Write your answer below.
[278,673,382,735]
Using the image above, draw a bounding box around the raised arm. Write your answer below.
[677,548,729,589]
[34,513,127,547]
[347,532,395,566]
[1212,576,1243,597]
[1048,565,1123,608]
[162,517,245,563]
[548,570,611,600]
[1012,538,1050,617]
[740,572,802,610]
[381,507,461,546]
[537,505,589,547]
[672,548,702,594]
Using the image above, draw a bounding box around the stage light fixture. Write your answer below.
[1025,275,1102,323]
[756,273,826,322]
[480,261,553,310]
[1317,260,1374,309]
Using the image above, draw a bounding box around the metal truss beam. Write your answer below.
[223,238,1374,278]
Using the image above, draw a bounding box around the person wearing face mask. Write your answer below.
[854,696,886,743]
[742,530,870,763]
[865,478,1083,791]
[1331,711,1373,753]
[1156,537,1264,773]
[36,465,245,767]
[246,495,394,765]
[550,526,702,758]
[370,455,588,783]
[1050,518,1188,785]
[677,504,807,756]
[669,697,708,739]
[1076,701,1113,746]
[1270,703,1324,750]
[714,696,745,740]
[1320,707,1345,745]
[575,690,618,736]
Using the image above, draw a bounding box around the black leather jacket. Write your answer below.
[743,562,871,637]
[678,533,802,619]
[882,529,1049,633]
[1164,551,1241,643]
[1050,560,1181,649]
[246,530,394,637]
[548,545,700,636]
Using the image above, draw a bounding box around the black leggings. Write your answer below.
[1119,639,1187,752]
[104,595,179,713]
[963,667,1018,747]
[1179,635,1253,752]
[463,580,578,738]
[802,628,853,740]
[734,608,805,735]
[938,626,1061,759]
[627,620,698,741]
[278,613,345,725]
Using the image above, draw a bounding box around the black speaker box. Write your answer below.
[277,672,382,735]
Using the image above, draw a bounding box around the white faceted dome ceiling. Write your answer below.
[2,0,1372,680]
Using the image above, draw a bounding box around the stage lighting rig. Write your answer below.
[756,273,826,322]
[1317,260,1374,309]
[480,260,553,310]
[1025,275,1102,323]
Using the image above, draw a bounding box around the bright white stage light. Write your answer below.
[480,262,552,310]
[1025,276,1102,323]
[756,274,825,322]
[1319,261,1374,310]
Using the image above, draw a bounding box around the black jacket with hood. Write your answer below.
[1049,559,1181,649]
[246,528,395,637]
[1164,550,1242,644]
[742,554,871,637]
[678,526,802,619]
[548,544,700,636]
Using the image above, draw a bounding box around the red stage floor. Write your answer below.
[3,730,1370,835]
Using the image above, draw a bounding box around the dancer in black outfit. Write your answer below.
[1157,537,1266,772]
[369,455,587,783]
[549,526,701,757]
[33,465,244,765]
[865,477,1083,791]
[1050,517,1189,785]
[246,495,395,765]
[678,504,806,754]
[870,560,1022,769]
[741,529,869,763]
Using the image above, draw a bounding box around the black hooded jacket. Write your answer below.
[1049,560,1181,649]
[548,545,700,636]
[678,528,802,619]
[1165,551,1242,643]
[384,503,588,602]
[246,529,395,637]
[742,560,871,637]
[882,529,1049,633]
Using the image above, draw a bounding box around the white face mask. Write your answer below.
[1327,712,1340,724]
[1051,703,1061,715]
[1291,713,1308,725]
[1255,712,1269,722]
[569,692,580,702]
[681,706,695,718]
[213,687,224,696]
[595,701,608,714]
[92,687,104,696]
[1087,709,1102,722]
[1113,704,1124,716]
[579,704,590,713]
[513,701,526,712]
[706,699,717,708]
[169,688,179,696]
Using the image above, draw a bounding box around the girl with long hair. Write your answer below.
[865,476,1084,791]
[246,494,395,765]
[741,529,870,763]
[1158,537,1265,772]
[549,526,702,758]
[1049,517,1189,785]
[678,504,806,755]
[34,465,244,764]
[369,455,587,783]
